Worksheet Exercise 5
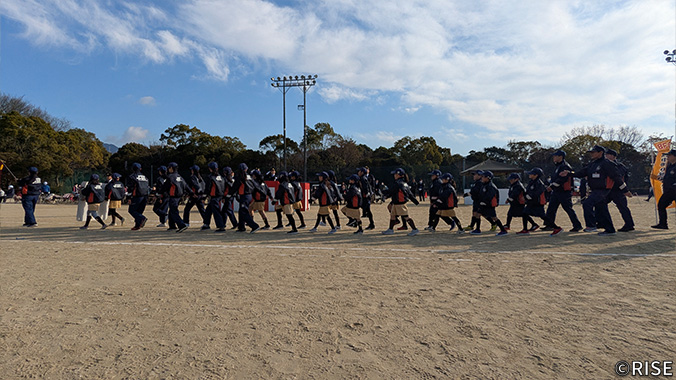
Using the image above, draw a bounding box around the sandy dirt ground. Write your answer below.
[1,198,675,379]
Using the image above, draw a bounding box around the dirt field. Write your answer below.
[1,198,675,379]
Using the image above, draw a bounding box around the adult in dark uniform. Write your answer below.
[604,149,635,232]
[652,149,676,229]
[565,145,629,236]
[161,162,189,233]
[17,166,42,227]
[202,162,226,232]
[152,166,169,227]
[233,163,261,233]
[425,169,443,230]
[545,150,583,232]
[127,163,149,230]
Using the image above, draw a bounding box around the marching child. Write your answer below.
[471,171,508,236]
[161,162,189,233]
[463,170,496,232]
[184,165,206,227]
[105,173,126,226]
[80,174,107,230]
[521,168,563,236]
[250,169,272,229]
[203,162,226,232]
[341,174,363,234]
[309,172,336,234]
[327,170,344,229]
[504,173,538,231]
[152,166,169,227]
[290,171,306,229]
[221,166,238,229]
[273,171,299,234]
[429,173,464,233]
[382,168,420,236]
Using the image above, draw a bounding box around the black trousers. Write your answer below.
[546,191,582,229]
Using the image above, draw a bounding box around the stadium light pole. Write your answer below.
[664,49,676,140]
[271,74,317,178]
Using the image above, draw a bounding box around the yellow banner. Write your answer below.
[651,139,675,209]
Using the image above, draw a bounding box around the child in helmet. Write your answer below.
[80,174,107,230]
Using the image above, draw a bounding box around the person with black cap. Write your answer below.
[220,166,239,229]
[604,149,635,232]
[652,149,676,229]
[429,173,464,233]
[105,173,126,226]
[342,174,364,234]
[521,168,562,236]
[127,163,149,231]
[310,171,337,233]
[424,169,443,231]
[17,166,41,227]
[545,150,583,232]
[183,165,206,227]
[289,171,306,229]
[152,165,169,227]
[505,172,538,231]
[562,145,629,236]
[382,168,420,236]
[273,171,299,234]
[357,167,375,230]
[250,169,272,229]
[202,162,226,232]
[233,163,261,233]
[470,171,508,236]
[80,174,107,230]
[327,170,343,230]
[161,162,189,233]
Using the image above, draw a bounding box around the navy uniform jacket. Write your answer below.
[662,162,676,192]
[507,181,526,205]
[344,184,362,209]
[223,176,235,199]
[469,179,483,202]
[478,181,499,207]
[233,174,256,197]
[313,183,335,206]
[252,180,272,202]
[572,157,626,192]
[549,160,574,192]
[187,175,205,197]
[525,178,547,206]
[428,178,443,201]
[391,179,417,205]
[611,161,630,192]
[81,183,105,204]
[128,172,149,197]
[275,180,296,205]
[105,180,126,201]
[358,175,372,199]
[152,176,166,195]
[291,180,303,203]
[436,183,458,210]
[205,174,225,198]
[329,181,343,204]
[162,173,187,198]
[18,175,42,196]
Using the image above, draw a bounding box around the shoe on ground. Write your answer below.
[550,227,563,236]
[167,227,177,231]
[328,228,337,234]
[140,217,147,228]
[214,228,226,233]
[185,223,190,227]
[365,225,375,230]
[529,225,540,232]
[110,222,117,227]
[381,229,394,235]
[335,225,341,230]
[651,224,668,230]
[250,226,262,234]
[583,227,598,233]
[308,228,317,232]
[201,225,211,230]
[504,226,510,231]
[470,229,482,235]
[273,225,284,230]
[354,229,363,235]
[177,226,188,233]
[235,229,246,233]
[569,227,583,232]
[598,230,616,236]
[457,230,465,234]
[285,223,292,227]
[131,226,140,231]
[407,229,419,236]
[120,218,125,226]
[496,230,508,236]
[396,226,408,231]
[618,226,635,232]
[100,224,107,230]
[261,225,270,230]
[516,230,529,235]
[287,230,299,235]
[319,221,326,226]
[540,226,554,232]
[298,224,307,229]
[80,226,88,230]
[424,226,433,231]
[156,223,166,227]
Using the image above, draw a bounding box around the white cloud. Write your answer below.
[355,131,404,146]
[106,126,150,145]
[138,96,156,106]
[318,85,373,103]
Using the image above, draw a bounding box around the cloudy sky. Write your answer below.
[1,0,674,154]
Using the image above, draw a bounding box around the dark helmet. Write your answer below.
[238,163,248,172]
[316,171,329,179]
[190,165,200,172]
[222,166,233,175]
[551,150,567,158]
[440,173,453,181]
[528,168,544,177]
[167,162,178,170]
[428,169,442,177]
[507,172,521,181]
[390,168,406,176]
[112,173,122,180]
[290,170,300,178]
[158,165,167,173]
[327,170,336,180]
[250,169,262,178]
[208,162,218,171]
[131,162,142,171]
[90,174,100,181]
[29,166,38,174]
[481,170,494,179]
[278,171,288,181]
[347,174,360,182]
[605,149,618,157]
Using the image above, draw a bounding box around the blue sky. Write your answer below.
[1,0,674,155]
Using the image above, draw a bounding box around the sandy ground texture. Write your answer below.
[1,198,675,379]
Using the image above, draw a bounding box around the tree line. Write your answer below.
[0,93,662,193]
